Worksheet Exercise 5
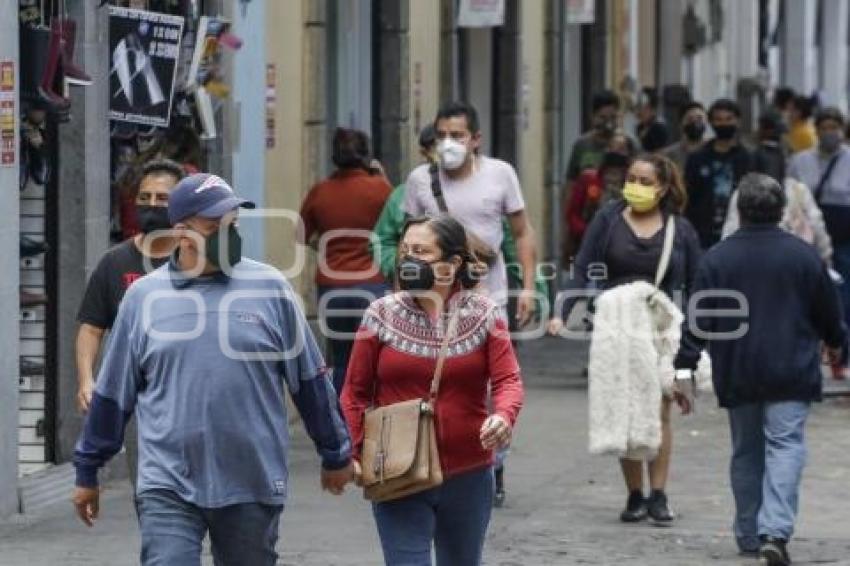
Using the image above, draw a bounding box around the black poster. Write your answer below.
[108,7,184,127]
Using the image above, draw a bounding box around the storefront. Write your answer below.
[2,0,257,516]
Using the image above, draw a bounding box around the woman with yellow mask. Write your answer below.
[549,154,702,526]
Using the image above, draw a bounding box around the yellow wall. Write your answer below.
[519,0,546,252]
[407,0,442,174]
[638,0,657,87]
[264,1,308,294]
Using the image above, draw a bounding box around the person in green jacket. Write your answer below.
[372,126,550,321]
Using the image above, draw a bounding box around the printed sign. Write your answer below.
[566,0,596,25]
[108,7,184,127]
[458,0,505,28]
[0,61,15,166]
[265,64,276,149]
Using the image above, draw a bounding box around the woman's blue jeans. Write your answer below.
[372,467,495,566]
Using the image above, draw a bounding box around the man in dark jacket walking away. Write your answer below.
[675,173,846,566]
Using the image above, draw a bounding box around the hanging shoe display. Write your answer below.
[21,116,50,186]
[38,22,72,110]
[57,18,93,86]
[20,24,71,113]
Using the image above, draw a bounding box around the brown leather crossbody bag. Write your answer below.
[360,309,459,502]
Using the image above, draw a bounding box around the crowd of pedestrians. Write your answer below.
[555,86,850,566]
[67,85,850,566]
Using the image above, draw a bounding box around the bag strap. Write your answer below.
[427,307,461,403]
[814,153,842,203]
[654,217,677,289]
[429,163,450,214]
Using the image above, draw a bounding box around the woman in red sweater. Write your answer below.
[300,128,392,394]
[341,215,524,566]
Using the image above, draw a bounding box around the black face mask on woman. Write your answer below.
[396,256,439,292]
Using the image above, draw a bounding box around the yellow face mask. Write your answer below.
[622,182,659,213]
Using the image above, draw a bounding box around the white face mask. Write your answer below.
[437,138,468,170]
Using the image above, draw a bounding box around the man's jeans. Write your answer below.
[372,467,494,566]
[135,489,283,566]
[727,401,810,552]
[318,283,388,394]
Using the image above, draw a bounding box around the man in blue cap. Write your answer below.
[72,173,354,565]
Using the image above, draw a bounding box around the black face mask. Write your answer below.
[136,205,171,234]
[204,224,243,270]
[682,121,706,142]
[396,256,438,292]
[713,124,738,141]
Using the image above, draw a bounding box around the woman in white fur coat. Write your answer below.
[549,153,702,525]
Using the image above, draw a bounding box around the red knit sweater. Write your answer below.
[340,291,524,479]
[299,168,392,287]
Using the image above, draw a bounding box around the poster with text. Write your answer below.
[109,7,184,127]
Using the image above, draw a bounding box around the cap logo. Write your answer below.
[194,175,232,194]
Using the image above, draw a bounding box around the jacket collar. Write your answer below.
[332,168,371,179]
[737,223,783,234]
[168,251,230,289]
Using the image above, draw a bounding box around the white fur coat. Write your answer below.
[588,281,683,461]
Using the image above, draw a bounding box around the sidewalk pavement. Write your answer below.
[1,336,849,565]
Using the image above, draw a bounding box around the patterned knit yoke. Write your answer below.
[341,289,524,478]
[360,291,504,359]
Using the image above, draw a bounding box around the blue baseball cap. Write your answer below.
[167,173,256,224]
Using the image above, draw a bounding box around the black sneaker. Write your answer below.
[493,466,506,508]
[759,537,791,565]
[620,490,647,522]
[647,489,675,526]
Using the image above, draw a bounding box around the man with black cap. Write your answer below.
[71,173,354,565]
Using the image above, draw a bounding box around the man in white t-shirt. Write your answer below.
[403,101,538,326]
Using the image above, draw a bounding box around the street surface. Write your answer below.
[1,336,849,565]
